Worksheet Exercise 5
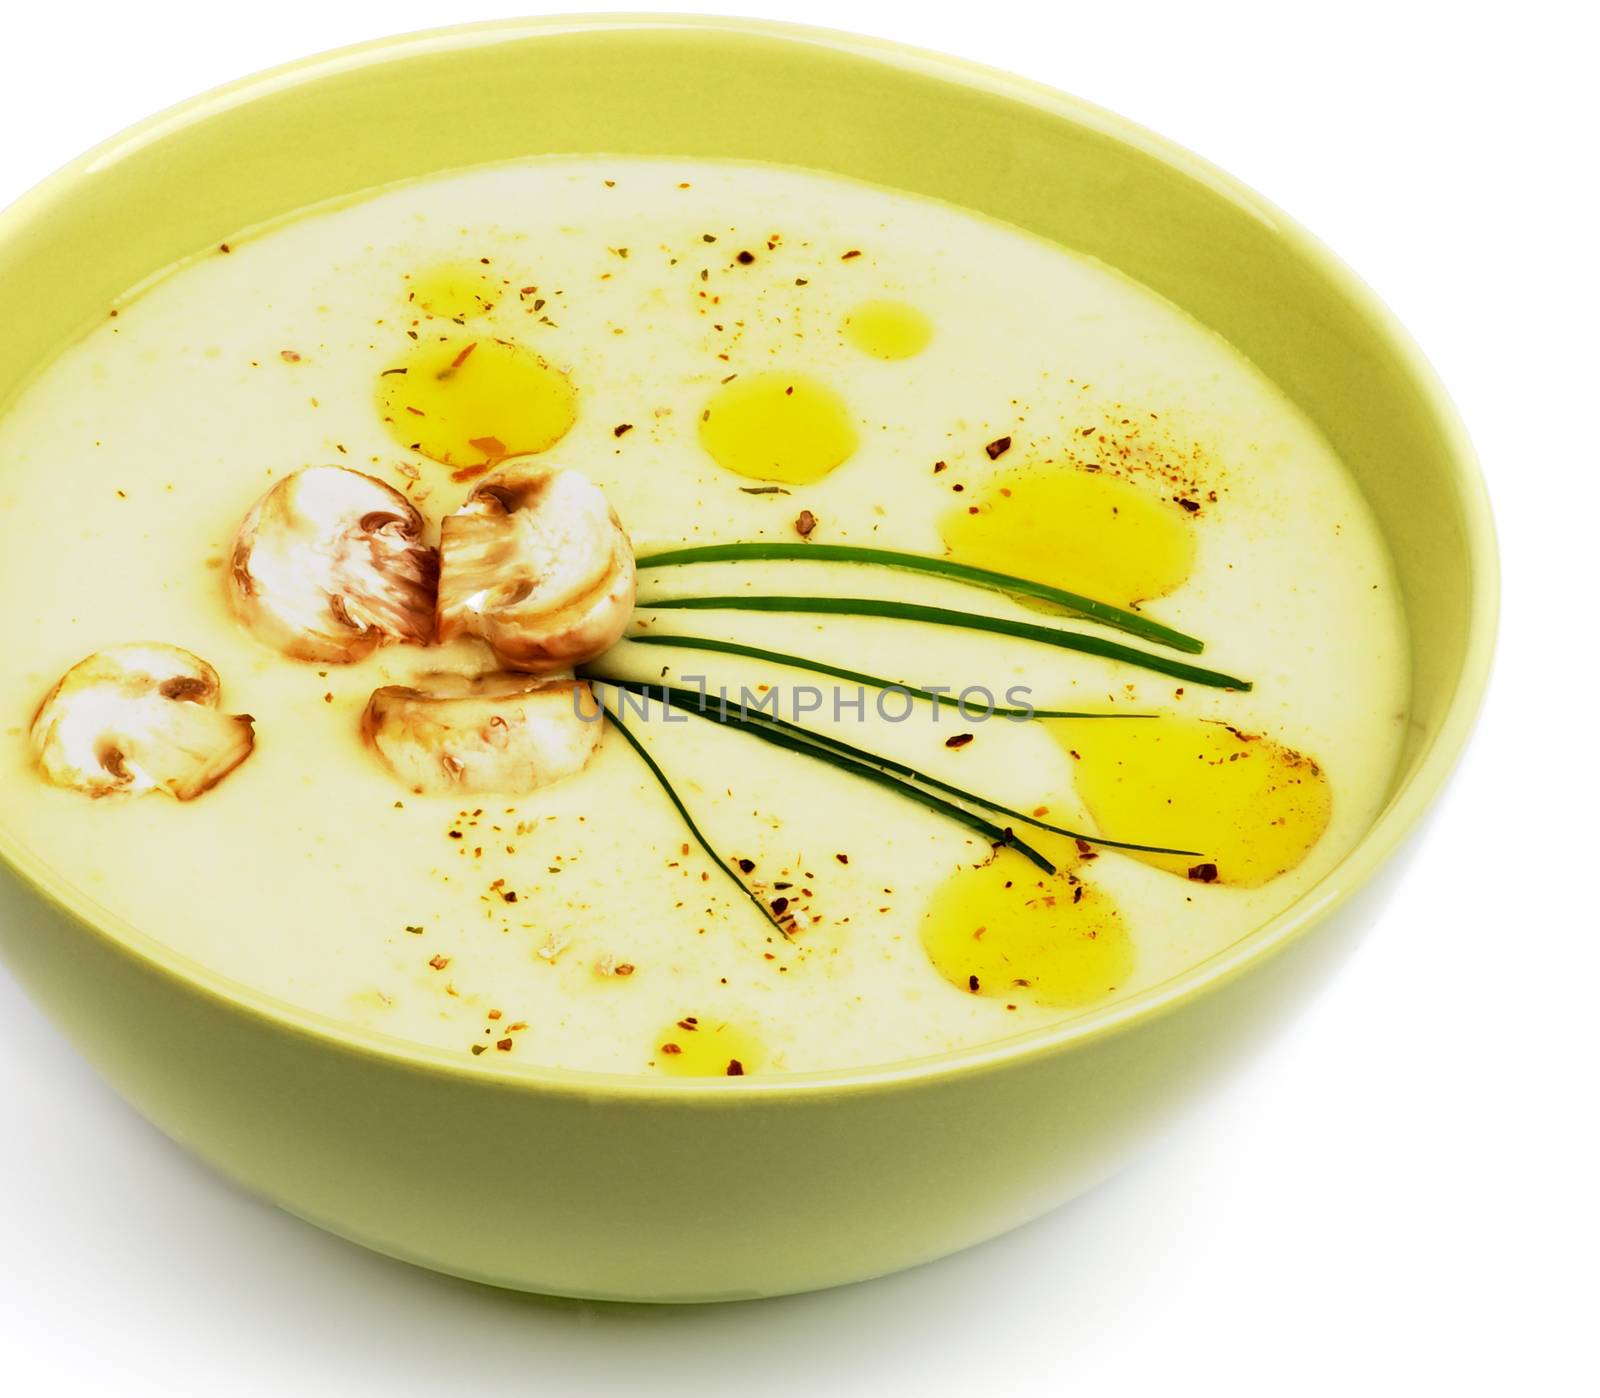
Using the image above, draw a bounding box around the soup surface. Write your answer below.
[0,157,1408,1076]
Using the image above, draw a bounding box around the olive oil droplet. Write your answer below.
[841,300,933,360]
[1053,716,1331,887]
[406,263,500,320]
[920,849,1134,1008]
[377,336,577,468]
[698,372,858,484]
[652,1016,763,1077]
[941,464,1195,607]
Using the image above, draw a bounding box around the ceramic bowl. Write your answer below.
[0,17,1496,1301]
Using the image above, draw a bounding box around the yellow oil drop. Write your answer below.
[920,849,1134,1008]
[697,371,858,484]
[406,263,500,320]
[940,464,1196,607]
[376,336,577,468]
[841,300,933,360]
[652,1016,763,1077]
[1054,716,1332,887]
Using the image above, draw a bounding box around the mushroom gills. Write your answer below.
[363,671,603,795]
[436,461,636,674]
[30,644,256,800]
[228,465,438,664]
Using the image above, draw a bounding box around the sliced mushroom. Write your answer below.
[229,466,438,664]
[436,462,636,673]
[30,644,256,800]
[362,672,603,795]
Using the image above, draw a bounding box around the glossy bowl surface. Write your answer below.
[0,16,1495,1301]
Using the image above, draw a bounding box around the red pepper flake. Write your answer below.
[726,1059,745,1076]
[1175,497,1201,513]
[279,349,302,363]
[660,1042,683,1055]
[496,1037,514,1052]
[449,342,478,370]
[467,433,506,458]
[770,896,790,915]
[218,243,232,254]
[1187,862,1220,883]
[487,1009,502,1020]
[735,250,755,265]
[794,509,817,538]
[967,974,981,992]
[428,953,451,970]
[984,436,1012,459]
[835,853,849,864]
[614,963,635,977]
[676,1017,699,1031]
[737,858,756,874]
[451,464,490,483]
[944,733,975,749]
[613,423,634,437]
[841,249,862,260]
[932,460,948,474]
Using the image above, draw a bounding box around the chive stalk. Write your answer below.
[592,680,1059,874]
[636,542,1203,653]
[592,676,1193,857]
[599,697,782,931]
[637,596,1252,691]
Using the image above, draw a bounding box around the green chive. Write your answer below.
[636,542,1204,653]
[592,680,1058,874]
[599,697,782,932]
[588,677,1194,859]
[636,596,1252,691]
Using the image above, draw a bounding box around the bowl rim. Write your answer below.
[0,12,1499,1103]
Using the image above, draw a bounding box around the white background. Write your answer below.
[0,3,1592,1394]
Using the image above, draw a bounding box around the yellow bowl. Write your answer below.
[0,17,1496,1301]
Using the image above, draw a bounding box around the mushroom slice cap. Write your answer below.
[229,465,438,664]
[436,461,636,674]
[30,643,256,800]
[362,671,603,795]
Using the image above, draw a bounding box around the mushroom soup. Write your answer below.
[0,158,1408,1076]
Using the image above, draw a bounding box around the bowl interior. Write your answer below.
[0,17,1494,1073]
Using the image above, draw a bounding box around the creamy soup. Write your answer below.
[0,157,1408,1076]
